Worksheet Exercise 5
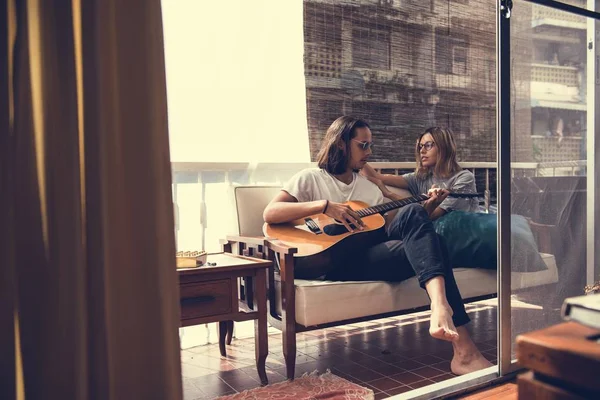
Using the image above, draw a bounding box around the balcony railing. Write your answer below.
[435,74,473,90]
[532,1,586,27]
[531,63,580,87]
[171,161,585,252]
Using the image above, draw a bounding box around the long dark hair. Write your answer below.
[316,116,370,175]
[415,127,462,179]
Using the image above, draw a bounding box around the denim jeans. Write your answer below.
[326,204,470,327]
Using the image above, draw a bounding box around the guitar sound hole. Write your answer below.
[323,223,353,236]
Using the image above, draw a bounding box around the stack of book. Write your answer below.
[562,293,600,330]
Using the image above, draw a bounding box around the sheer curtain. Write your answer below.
[1,0,182,398]
[162,0,310,163]
[162,0,311,348]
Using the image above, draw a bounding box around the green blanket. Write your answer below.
[433,211,548,273]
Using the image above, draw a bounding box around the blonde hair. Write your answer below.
[415,127,462,179]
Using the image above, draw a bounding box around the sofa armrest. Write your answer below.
[264,238,297,256]
[264,239,297,278]
[222,235,268,259]
[527,220,556,255]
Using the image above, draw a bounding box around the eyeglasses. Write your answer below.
[418,141,435,152]
[352,139,374,150]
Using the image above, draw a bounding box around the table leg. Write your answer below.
[218,321,228,357]
[226,320,234,345]
[254,269,268,385]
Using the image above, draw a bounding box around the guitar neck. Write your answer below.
[355,192,482,218]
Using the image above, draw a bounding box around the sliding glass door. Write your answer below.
[499,0,600,375]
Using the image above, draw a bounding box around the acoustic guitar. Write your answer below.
[263,192,481,279]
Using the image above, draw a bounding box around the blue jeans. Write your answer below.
[326,204,470,327]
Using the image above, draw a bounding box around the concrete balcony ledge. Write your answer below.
[532,18,586,30]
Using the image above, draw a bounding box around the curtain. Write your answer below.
[162,0,310,163]
[1,0,182,398]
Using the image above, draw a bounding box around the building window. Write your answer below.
[352,27,391,70]
[452,46,468,75]
[304,5,341,46]
[436,29,469,75]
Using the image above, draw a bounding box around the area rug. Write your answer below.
[217,370,374,400]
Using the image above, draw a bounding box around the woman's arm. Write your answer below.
[435,170,478,215]
[424,204,447,221]
[366,175,448,220]
[422,188,449,220]
[263,190,365,232]
[361,163,409,189]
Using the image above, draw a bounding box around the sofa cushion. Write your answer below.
[276,253,557,327]
[433,211,548,273]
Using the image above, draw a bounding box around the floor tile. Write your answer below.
[430,373,456,383]
[389,371,426,386]
[411,354,445,365]
[366,377,405,392]
[181,363,216,379]
[408,379,435,389]
[385,385,412,396]
[411,366,446,379]
[392,359,426,371]
[431,360,452,373]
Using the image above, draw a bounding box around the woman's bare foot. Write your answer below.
[450,350,493,375]
[429,305,459,342]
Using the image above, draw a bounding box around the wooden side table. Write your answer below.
[516,322,600,399]
[178,252,271,385]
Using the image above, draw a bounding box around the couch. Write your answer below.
[222,185,559,380]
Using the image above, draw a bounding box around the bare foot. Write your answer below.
[429,305,459,342]
[451,351,493,375]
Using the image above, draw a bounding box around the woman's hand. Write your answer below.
[360,163,381,180]
[323,201,365,232]
[365,176,392,199]
[422,187,449,216]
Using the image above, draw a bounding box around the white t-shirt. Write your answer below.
[283,168,384,206]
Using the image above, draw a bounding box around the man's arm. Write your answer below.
[263,190,365,232]
[263,190,327,224]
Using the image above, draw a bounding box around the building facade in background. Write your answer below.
[303,0,587,166]
[303,0,496,162]
[526,0,587,165]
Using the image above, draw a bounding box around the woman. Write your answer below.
[361,127,479,220]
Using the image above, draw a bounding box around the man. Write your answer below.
[263,116,491,375]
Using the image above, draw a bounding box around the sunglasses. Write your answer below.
[352,139,374,150]
[418,141,435,152]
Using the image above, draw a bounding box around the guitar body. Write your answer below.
[263,201,386,279]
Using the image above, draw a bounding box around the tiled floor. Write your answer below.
[181,296,564,399]
[181,302,503,399]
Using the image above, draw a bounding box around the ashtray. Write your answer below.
[176,250,208,269]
